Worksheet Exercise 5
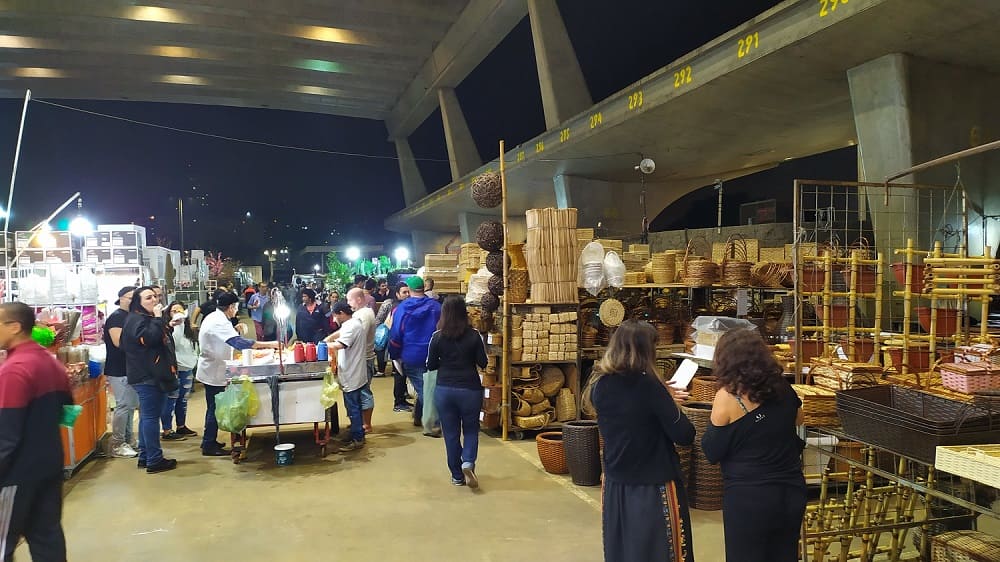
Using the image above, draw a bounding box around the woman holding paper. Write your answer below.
[701,329,806,562]
[585,319,695,562]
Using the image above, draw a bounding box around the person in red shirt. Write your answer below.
[0,302,73,561]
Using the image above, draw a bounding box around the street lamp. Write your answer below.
[345,246,361,262]
[394,246,410,268]
[313,264,320,275]
[264,249,277,282]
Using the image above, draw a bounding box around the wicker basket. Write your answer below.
[514,411,552,430]
[487,274,504,296]
[530,400,552,415]
[931,530,1000,562]
[518,385,546,404]
[599,298,625,327]
[511,394,531,417]
[485,251,504,275]
[536,431,569,474]
[791,384,838,426]
[563,420,602,486]
[476,220,504,252]
[480,292,500,312]
[481,373,498,387]
[540,366,566,397]
[471,171,502,209]
[556,388,576,421]
[683,402,724,510]
[689,376,718,402]
[508,268,529,303]
[935,444,1000,489]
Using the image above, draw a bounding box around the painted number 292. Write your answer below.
[819,0,848,17]
[737,32,759,59]
[673,66,692,88]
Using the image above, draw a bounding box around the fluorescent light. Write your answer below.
[0,35,45,49]
[295,59,346,73]
[159,74,208,86]
[149,45,213,59]
[13,67,66,78]
[292,85,341,96]
[124,6,188,24]
[290,25,366,45]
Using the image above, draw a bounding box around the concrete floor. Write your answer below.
[27,376,728,562]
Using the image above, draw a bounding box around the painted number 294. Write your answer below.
[819,0,848,17]
[737,32,759,59]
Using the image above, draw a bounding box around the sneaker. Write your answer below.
[423,430,442,438]
[112,444,138,458]
[175,426,198,436]
[201,447,229,457]
[161,432,186,441]
[452,477,466,486]
[338,440,364,453]
[393,405,413,413]
[146,459,178,474]
[137,458,146,469]
[462,462,479,489]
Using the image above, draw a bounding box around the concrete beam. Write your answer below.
[385,0,528,138]
[527,0,592,130]
[393,137,428,207]
[439,88,483,180]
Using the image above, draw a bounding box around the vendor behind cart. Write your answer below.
[196,293,279,457]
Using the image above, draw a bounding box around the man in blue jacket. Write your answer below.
[388,276,441,428]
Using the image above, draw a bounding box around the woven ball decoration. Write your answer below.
[476,220,504,252]
[598,298,626,327]
[488,274,504,296]
[485,251,504,275]
[471,171,502,209]
[481,292,500,312]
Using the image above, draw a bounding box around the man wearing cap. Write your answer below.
[104,286,139,458]
[388,276,441,428]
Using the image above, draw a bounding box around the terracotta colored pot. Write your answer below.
[817,304,850,327]
[891,263,925,294]
[840,266,877,294]
[799,265,827,293]
[839,337,875,362]
[915,307,959,336]
[887,346,931,371]
[789,339,826,362]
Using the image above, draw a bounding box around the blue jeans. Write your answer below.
[402,363,426,418]
[161,370,193,431]
[342,386,366,442]
[133,383,167,465]
[201,384,225,451]
[434,385,483,481]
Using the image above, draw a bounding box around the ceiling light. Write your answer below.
[295,59,346,73]
[124,6,188,24]
[159,74,208,86]
[292,85,341,96]
[13,67,66,78]
[0,35,44,49]
[149,45,212,59]
[290,25,366,45]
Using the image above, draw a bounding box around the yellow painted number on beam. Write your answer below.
[819,0,848,17]
[589,112,603,129]
[535,141,545,153]
[737,32,759,59]
[559,128,570,143]
[627,90,643,111]
[673,66,693,88]
[516,150,525,163]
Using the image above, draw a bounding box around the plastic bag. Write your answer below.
[60,404,83,428]
[242,377,260,417]
[604,251,626,288]
[320,369,340,409]
[580,241,607,296]
[215,380,253,433]
[374,324,390,352]
[421,369,439,433]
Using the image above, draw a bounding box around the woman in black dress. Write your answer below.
[701,329,806,562]
[586,319,695,562]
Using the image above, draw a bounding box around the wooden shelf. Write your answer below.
[510,360,577,365]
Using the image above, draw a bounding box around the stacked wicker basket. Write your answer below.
[525,208,578,303]
[682,402,723,510]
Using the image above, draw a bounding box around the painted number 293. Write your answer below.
[737,32,759,59]
[627,90,643,111]
[819,0,848,17]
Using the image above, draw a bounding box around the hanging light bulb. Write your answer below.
[69,197,93,237]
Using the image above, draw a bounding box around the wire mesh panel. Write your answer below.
[791,180,979,382]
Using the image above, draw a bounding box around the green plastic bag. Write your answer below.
[215,380,253,433]
[242,378,260,417]
[60,404,83,428]
[320,369,340,410]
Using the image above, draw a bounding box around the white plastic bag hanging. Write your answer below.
[604,251,626,289]
[580,241,606,296]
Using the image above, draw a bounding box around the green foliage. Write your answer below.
[378,255,392,274]
[325,252,352,291]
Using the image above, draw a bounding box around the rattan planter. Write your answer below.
[471,171,502,209]
[563,420,602,486]
[536,431,569,474]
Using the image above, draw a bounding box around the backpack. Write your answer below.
[374,324,390,352]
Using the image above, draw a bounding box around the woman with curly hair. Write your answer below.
[586,319,695,562]
[702,328,806,562]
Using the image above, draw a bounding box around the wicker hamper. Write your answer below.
[931,530,1000,562]
[563,420,602,486]
[536,431,569,474]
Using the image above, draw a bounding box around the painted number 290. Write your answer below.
[737,32,759,59]
[819,0,848,17]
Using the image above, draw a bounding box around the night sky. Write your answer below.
[0,0,851,268]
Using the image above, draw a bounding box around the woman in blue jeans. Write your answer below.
[426,296,488,488]
[161,301,198,439]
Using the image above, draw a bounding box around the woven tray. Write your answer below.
[792,384,838,426]
[935,444,1000,489]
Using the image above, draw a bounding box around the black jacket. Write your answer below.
[122,313,178,391]
[426,327,488,391]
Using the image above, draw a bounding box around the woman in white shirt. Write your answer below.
[196,293,279,456]
[161,301,199,439]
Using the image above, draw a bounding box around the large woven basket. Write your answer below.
[563,420,602,486]
[536,431,569,474]
[791,384,838,426]
[689,376,718,402]
[540,365,566,397]
[514,411,552,430]
[518,385,546,404]
[511,394,531,417]
[683,402,724,510]
[556,387,576,421]
[508,268,529,303]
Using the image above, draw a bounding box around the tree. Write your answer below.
[325,252,353,292]
[205,252,243,286]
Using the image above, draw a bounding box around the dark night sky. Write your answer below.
[0,0,850,267]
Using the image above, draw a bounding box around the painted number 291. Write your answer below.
[737,32,759,59]
[819,0,848,17]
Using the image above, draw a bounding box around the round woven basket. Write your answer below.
[563,420,602,486]
[530,400,551,415]
[471,171,502,209]
[476,220,505,252]
[480,292,500,312]
[485,251,504,275]
[682,402,724,510]
[556,388,576,421]
[511,394,531,417]
[689,376,718,402]
[514,411,551,430]
[519,385,546,404]
[681,259,719,286]
[487,274,504,296]
[540,365,566,397]
[508,268,528,303]
[536,431,569,474]
[720,261,752,287]
[599,298,625,327]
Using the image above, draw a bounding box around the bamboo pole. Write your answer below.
[500,140,510,441]
[902,239,915,374]
[874,252,884,365]
[847,250,858,360]
[929,242,940,357]
[823,250,832,351]
[923,258,1000,265]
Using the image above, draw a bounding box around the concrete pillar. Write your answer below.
[527,0,592,130]
[393,137,427,207]
[411,230,459,265]
[438,88,482,180]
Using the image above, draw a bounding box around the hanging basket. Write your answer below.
[488,274,504,296]
[485,251,504,275]
[480,292,500,312]
[476,221,505,252]
[471,171,502,209]
[508,268,529,303]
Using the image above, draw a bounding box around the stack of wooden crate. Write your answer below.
[422,253,462,294]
